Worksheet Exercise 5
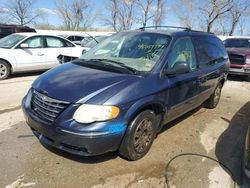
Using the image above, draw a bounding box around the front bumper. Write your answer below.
[22,91,127,156]
[244,126,250,178]
[229,65,250,76]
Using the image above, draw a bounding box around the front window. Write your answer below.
[24,36,43,48]
[0,34,26,49]
[168,37,197,71]
[224,38,250,49]
[81,32,171,73]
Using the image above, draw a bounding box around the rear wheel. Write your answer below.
[119,110,157,161]
[0,60,10,80]
[204,83,222,109]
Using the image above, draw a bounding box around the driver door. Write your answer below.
[14,36,46,71]
[164,37,201,122]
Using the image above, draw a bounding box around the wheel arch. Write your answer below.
[124,97,166,132]
[0,58,13,73]
[219,78,225,87]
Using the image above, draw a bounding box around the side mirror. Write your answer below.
[20,43,29,48]
[163,61,190,76]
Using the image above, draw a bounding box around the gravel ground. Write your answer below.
[0,73,250,188]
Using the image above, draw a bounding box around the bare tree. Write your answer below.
[118,0,137,30]
[55,0,91,30]
[105,0,119,31]
[200,0,233,32]
[153,0,166,26]
[7,0,42,25]
[173,0,199,29]
[228,0,250,35]
[137,0,155,27]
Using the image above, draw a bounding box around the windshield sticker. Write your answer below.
[138,44,166,50]
[137,44,166,60]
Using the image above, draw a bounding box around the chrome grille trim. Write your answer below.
[31,90,70,122]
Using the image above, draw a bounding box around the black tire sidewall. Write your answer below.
[212,83,222,107]
[119,110,157,160]
[204,83,222,109]
[0,61,10,80]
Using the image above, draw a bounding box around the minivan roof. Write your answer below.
[122,29,215,38]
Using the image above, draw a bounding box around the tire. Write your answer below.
[119,110,157,161]
[247,75,250,82]
[204,83,222,109]
[0,60,10,80]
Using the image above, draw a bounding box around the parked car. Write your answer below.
[224,37,250,81]
[0,33,84,79]
[80,36,94,46]
[59,34,85,45]
[22,26,229,160]
[81,36,109,52]
[0,24,36,39]
[57,36,110,64]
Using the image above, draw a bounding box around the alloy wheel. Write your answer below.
[133,118,154,153]
[0,63,8,79]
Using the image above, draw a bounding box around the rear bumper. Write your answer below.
[22,91,127,156]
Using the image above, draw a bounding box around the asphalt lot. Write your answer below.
[0,73,250,188]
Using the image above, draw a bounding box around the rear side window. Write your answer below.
[193,36,227,68]
[46,36,64,48]
[45,36,74,48]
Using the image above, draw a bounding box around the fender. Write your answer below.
[123,94,166,130]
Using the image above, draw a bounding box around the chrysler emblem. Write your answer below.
[41,89,48,95]
[41,95,48,101]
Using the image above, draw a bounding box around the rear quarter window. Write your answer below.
[193,36,228,68]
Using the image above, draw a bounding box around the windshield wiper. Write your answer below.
[87,58,138,74]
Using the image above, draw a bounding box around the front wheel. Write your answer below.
[204,83,222,109]
[0,60,10,80]
[119,110,157,161]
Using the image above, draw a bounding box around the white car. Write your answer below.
[0,33,84,79]
[58,34,85,45]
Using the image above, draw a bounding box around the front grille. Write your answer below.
[31,90,70,122]
[229,53,246,65]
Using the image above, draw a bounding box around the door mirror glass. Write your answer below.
[165,61,190,75]
[20,43,29,48]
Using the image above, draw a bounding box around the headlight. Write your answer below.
[73,104,120,124]
[246,58,250,64]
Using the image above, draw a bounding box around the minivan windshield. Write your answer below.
[85,36,107,48]
[81,32,171,73]
[0,34,26,49]
[224,38,250,49]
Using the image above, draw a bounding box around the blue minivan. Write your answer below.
[22,27,229,160]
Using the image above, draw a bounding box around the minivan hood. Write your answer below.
[227,48,250,56]
[32,62,141,104]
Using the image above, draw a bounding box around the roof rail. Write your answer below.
[138,26,191,31]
